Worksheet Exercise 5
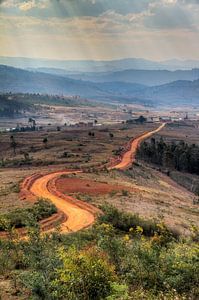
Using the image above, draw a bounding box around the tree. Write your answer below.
[10,135,17,155]
[136,115,147,124]
[43,137,48,149]
[23,152,30,161]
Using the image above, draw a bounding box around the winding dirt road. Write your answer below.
[27,123,166,233]
[30,171,97,233]
[109,123,165,170]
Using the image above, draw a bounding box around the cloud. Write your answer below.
[0,0,48,11]
[1,0,199,60]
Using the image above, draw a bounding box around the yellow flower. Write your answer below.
[136,226,143,235]
[123,234,130,242]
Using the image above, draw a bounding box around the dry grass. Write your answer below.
[0,123,155,213]
[0,121,198,235]
[56,164,198,235]
[0,123,156,168]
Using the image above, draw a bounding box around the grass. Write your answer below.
[0,182,20,196]
[0,122,156,169]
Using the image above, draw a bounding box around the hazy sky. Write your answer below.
[1,0,199,61]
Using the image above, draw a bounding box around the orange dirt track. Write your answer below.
[25,123,165,234]
[109,123,165,170]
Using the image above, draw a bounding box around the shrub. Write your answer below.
[53,246,117,300]
[0,199,57,231]
[99,204,159,237]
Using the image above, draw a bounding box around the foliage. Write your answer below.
[0,205,198,299]
[138,137,199,175]
[99,203,175,238]
[0,199,57,231]
[53,246,117,300]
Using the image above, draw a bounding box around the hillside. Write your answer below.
[2,56,199,72]
[1,65,199,107]
[0,94,33,117]
[66,68,199,86]
[135,79,199,106]
[0,65,108,98]
[0,65,151,105]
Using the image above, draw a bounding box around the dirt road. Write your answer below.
[109,123,165,170]
[30,171,96,233]
[28,123,165,233]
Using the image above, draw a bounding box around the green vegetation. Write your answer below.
[0,182,20,196]
[99,203,172,238]
[0,204,198,299]
[138,137,199,175]
[0,199,57,231]
[0,94,33,117]
[0,93,98,116]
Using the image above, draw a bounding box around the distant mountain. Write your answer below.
[135,79,199,106]
[0,65,106,97]
[2,56,199,72]
[0,65,149,105]
[1,64,199,107]
[64,69,199,86]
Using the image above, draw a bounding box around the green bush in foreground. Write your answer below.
[0,199,57,231]
[0,204,198,299]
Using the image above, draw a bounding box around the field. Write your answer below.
[56,164,198,235]
[153,121,199,145]
[0,120,198,235]
[0,122,157,213]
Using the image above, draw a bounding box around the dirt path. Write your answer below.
[30,171,98,233]
[109,123,165,170]
[25,123,166,234]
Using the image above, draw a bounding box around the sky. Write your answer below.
[0,0,199,61]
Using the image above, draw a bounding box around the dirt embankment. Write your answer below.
[56,177,139,196]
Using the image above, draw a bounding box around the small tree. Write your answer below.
[42,137,48,149]
[23,152,30,161]
[136,115,147,124]
[10,135,17,155]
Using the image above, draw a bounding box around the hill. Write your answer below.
[1,65,199,107]
[65,68,199,86]
[2,56,199,72]
[0,65,151,105]
[135,79,199,106]
[0,65,107,98]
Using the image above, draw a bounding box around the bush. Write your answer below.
[52,247,117,300]
[99,204,160,237]
[0,199,57,231]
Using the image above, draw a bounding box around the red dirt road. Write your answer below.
[30,171,97,233]
[109,123,165,170]
[24,123,165,233]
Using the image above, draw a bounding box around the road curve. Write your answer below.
[29,123,165,233]
[109,123,165,170]
[30,171,96,233]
